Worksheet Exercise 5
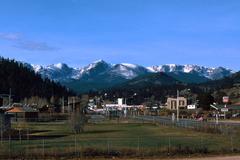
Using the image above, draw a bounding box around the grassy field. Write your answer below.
[0,119,240,159]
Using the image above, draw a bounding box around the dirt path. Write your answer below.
[162,156,240,160]
[87,155,240,160]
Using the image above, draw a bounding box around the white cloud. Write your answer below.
[14,41,58,51]
[0,32,21,41]
[0,32,58,51]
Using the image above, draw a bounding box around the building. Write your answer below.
[187,104,197,110]
[118,98,124,105]
[6,103,39,122]
[166,97,187,110]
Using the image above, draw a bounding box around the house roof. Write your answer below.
[6,106,38,113]
[6,107,24,113]
[0,105,12,112]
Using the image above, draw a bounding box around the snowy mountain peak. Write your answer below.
[92,59,108,65]
[45,63,69,70]
[28,60,234,83]
[84,60,111,72]
[120,63,138,69]
[53,63,68,69]
[31,64,43,72]
[147,64,233,80]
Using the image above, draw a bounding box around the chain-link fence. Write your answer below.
[0,134,239,159]
[0,116,240,159]
[0,132,240,159]
[134,115,240,136]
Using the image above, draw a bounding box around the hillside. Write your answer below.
[119,72,182,89]
[0,57,74,101]
[199,71,240,90]
[166,71,210,84]
[199,72,240,103]
[100,72,240,105]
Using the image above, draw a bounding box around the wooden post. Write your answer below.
[0,129,2,145]
[168,137,171,156]
[8,134,11,158]
[42,139,45,158]
[75,134,77,156]
[137,136,140,153]
[19,129,21,144]
[107,138,110,154]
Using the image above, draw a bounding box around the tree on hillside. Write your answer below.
[0,57,75,101]
[23,96,49,108]
[197,93,214,110]
[213,91,227,104]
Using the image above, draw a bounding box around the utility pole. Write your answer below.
[73,97,75,113]
[68,97,70,113]
[62,96,65,113]
[124,97,127,118]
[177,90,179,122]
[9,88,11,105]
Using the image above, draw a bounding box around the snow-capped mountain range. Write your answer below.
[29,60,233,82]
[24,60,234,93]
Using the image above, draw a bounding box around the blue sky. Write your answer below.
[0,0,240,70]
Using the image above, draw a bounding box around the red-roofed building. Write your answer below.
[6,103,39,122]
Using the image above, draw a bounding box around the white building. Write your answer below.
[166,97,187,110]
[187,104,197,110]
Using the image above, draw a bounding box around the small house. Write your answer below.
[6,103,39,122]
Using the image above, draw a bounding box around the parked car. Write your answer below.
[232,113,240,118]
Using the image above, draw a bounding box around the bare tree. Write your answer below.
[69,95,89,134]
[23,96,49,108]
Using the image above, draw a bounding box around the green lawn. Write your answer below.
[0,119,240,158]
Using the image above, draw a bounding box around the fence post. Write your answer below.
[80,144,83,159]
[0,120,2,146]
[231,136,234,152]
[27,128,29,141]
[107,138,110,154]
[137,136,140,153]
[19,129,21,144]
[0,127,2,145]
[26,128,29,158]
[42,139,45,158]
[168,137,171,156]
[75,134,77,157]
[8,134,11,158]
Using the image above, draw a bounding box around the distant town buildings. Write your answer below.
[166,97,187,110]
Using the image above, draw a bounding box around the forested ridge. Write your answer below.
[0,57,74,101]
